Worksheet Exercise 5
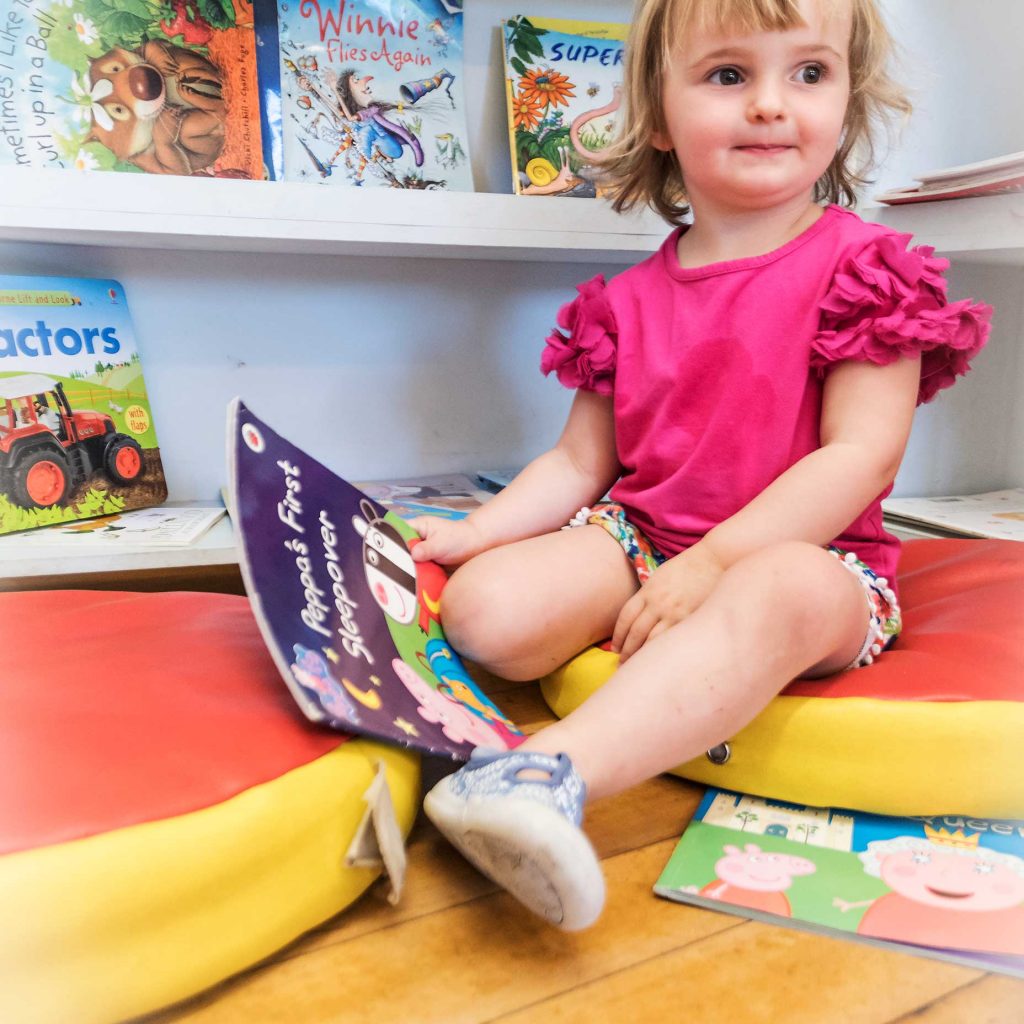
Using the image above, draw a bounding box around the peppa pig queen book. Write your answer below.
[226,398,522,759]
[655,788,1024,977]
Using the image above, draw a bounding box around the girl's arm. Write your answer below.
[613,355,922,660]
[410,389,620,565]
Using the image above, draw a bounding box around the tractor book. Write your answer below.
[0,276,167,535]
[655,788,1024,978]
[227,398,522,759]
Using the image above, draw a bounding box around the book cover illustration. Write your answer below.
[502,15,627,198]
[227,398,522,759]
[0,0,263,176]
[356,471,492,521]
[0,502,224,547]
[254,0,284,178]
[655,788,1024,977]
[277,0,472,189]
[882,488,1024,542]
[0,276,168,535]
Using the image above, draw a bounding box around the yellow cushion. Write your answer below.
[0,590,420,1024]
[541,540,1024,818]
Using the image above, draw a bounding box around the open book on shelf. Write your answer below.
[655,787,1024,979]
[874,150,1024,205]
[227,399,522,760]
[0,503,225,549]
[355,473,492,521]
[882,487,1024,542]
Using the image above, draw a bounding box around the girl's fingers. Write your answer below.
[610,594,642,652]
[618,607,658,663]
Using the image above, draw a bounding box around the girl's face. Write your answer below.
[654,0,852,214]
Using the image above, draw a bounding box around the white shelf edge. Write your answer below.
[0,515,239,581]
[862,193,1024,265]
[0,166,670,263]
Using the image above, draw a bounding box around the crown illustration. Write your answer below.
[924,825,981,849]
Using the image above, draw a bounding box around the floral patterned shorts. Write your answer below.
[564,502,901,671]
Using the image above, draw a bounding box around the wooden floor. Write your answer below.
[149,673,1024,1024]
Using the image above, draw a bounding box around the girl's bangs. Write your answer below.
[666,0,843,50]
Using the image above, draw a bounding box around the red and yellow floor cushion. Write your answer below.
[540,539,1024,818]
[0,590,420,1024]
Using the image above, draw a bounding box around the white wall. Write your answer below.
[0,239,623,500]
[873,0,1024,495]
[874,0,1024,198]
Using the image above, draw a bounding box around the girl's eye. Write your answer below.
[797,63,827,84]
[708,66,743,86]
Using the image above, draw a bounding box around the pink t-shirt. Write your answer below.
[541,204,992,585]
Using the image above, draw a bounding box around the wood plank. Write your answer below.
[887,975,1024,1023]
[235,774,700,958]
[490,921,985,1024]
[151,841,738,1024]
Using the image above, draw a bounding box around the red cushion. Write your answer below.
[785,538,1024,702]
[1,591,344,855]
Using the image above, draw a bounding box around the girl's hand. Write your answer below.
[407,515,489,567]
[611,544,726,663]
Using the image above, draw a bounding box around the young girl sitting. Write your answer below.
[411,0,992,931]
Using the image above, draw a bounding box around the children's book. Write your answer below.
[655,787,1024,978]
[254,0,284,179]
[0,0,264,177]
[0,502,224,548]
[227,398,523,759]
[474,468,521,493]
[276,0,472,190]
[0,276,168,535]
[501,15,628,199]
[882,487,1024,542]
[875,150,1024,205]
[355,471,492,521]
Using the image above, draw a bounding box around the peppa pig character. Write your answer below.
[290,643,360,726]
[833,835,1024,954]
[391,659,509,750]
[700,843,817,917]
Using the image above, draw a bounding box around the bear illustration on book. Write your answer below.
[83,40,227,175]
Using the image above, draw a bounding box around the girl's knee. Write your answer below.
[439,558,516,669]
[722,542,856,619]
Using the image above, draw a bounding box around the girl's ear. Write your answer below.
[650,128,673,152]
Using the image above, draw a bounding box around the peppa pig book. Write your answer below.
[226,397,522,760]
[655,788,1024,978]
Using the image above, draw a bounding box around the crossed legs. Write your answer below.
[441,527,870,801]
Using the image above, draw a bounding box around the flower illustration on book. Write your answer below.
[511,90,545,130]
[518,67,576,109]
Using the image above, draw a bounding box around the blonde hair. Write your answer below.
[602,0,912,223]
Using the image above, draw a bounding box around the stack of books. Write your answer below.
[874,151,1024,205]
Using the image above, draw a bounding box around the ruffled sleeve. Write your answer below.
[811,232,992,404]
[540,274,617,396]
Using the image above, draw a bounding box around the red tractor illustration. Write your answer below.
[0,373,144,508]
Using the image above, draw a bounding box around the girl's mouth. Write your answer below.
[736,145,792,155]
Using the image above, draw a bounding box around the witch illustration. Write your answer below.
[336,69,424,167]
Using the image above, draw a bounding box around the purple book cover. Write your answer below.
[227,398,521,759]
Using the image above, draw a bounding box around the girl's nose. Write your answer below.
[746,83,786,122]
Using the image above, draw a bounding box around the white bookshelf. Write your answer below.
[864,193,1024,265]
[1,166,1021,264]
[0,166,667,264]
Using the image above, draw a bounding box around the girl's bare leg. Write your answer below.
[440,523,638,682]
[517,540,871,800]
